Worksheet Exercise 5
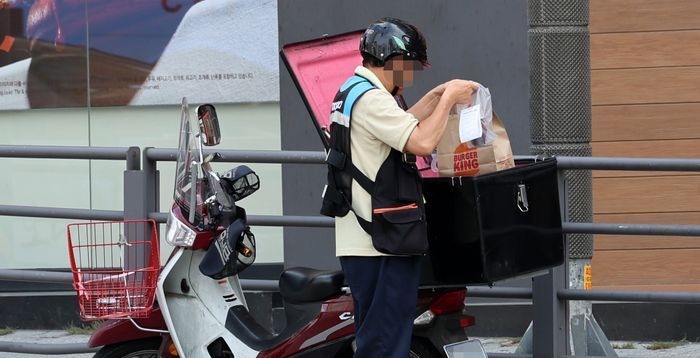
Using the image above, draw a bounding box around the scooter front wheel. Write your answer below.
[93,337,161,358]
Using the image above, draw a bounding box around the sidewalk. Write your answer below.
[477,337,700,358]
[0,330,92,358]
[1,331,699,357]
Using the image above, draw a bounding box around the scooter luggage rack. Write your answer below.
[67,220,160,321]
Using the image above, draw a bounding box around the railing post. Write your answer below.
[532,168,569,358]
[533,266,567,358]
[123,147,149,272]
[126,146,141,171]
[142,148,160,220]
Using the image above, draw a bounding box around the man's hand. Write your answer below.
[444,79,479,105]
[404,79,480,156]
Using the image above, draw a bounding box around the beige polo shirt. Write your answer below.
[335,66,420,257]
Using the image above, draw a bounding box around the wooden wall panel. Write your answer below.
[596,236,700,252]
[594,212,700,250]
[592,67,700,105]
[593,176,700,214]
[589,0,700,293]
[593,139,700,158]
[591,139,700,178]
[590,0,700,33]
[592,249,700,286]
[592,103,700,142]
[592,30,700,70]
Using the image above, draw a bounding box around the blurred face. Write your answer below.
[383,57,422,94]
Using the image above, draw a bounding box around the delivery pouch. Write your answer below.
[320,75,428,255]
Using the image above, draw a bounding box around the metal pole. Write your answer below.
[126,146,141,171]
[149,212,335,227]
[0,145,132,160]
[0,342,98,355]
[563,222,700,236]
[145,148,326,164]
[0,205,123,220]
[142,148,160,214]
[0,269,72,283]
[560,289,700,304]
[532,267,567,358]
[556,156,700,172]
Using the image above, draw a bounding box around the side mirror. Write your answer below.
[196,104,221,146]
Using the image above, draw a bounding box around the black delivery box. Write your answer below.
[281,32,565,285]
[422,158,564,284]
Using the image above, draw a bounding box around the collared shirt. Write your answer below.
[335,66,419,256]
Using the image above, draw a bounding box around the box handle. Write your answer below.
[517,184,529,212]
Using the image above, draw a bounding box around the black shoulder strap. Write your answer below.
[325,76,378,234]
[326,149,373,234]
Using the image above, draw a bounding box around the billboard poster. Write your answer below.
[0,0,278,110]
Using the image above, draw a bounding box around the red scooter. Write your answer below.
[66,99,473,358]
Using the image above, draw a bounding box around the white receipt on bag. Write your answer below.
[459,104,482,143]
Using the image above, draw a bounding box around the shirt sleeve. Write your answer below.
[352,90,419,152]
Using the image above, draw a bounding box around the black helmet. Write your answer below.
[360,17,429,68]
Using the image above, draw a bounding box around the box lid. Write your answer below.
[281,31,364,149]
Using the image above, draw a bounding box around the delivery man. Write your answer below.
[320,17,478,357]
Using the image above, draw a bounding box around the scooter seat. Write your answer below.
[279,267,344,303]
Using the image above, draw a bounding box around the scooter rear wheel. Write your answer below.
[93,337,161,358]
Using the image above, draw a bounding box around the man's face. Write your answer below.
[383,57,422,94]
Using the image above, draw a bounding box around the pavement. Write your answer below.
[1,331,700,357]
[0,330,92,358]
[477,337,700,358]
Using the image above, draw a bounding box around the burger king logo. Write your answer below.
[453,143,480,176]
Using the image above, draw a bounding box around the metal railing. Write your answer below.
[0,145,139,222]
[1,145,700,357]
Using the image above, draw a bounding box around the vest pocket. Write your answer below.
[371,204,428,255]
[397,162,423,202]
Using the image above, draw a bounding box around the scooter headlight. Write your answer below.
[166,211,197,247]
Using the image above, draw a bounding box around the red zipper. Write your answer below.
[373,203,418,214]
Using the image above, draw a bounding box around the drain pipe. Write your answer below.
[519,0,616,356]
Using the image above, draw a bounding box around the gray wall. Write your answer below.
[279,0,529,269]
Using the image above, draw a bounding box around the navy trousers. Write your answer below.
[340,255,422,358]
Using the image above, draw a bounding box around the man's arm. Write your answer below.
[403,80,477,156]
[406,83,446,121]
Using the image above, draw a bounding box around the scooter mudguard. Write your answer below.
[88,307,166,348]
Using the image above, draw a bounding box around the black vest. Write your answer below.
[320,75,428,255]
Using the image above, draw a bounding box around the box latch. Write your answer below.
[517,184,529,213]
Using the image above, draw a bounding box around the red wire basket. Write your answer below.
[67,220,160,321]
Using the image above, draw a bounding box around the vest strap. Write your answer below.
[354,215,373,234]
[326,149,375,194]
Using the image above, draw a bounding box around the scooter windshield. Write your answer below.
[173,98,208,226]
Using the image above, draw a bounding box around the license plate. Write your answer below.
[443,339,488,358]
